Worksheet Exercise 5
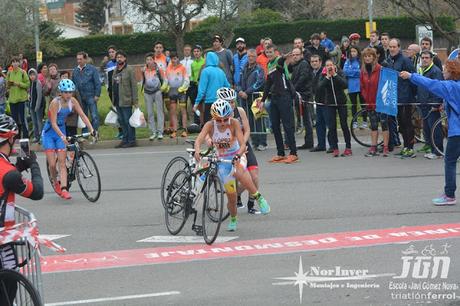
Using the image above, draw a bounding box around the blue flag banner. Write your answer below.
[376,67,398,116]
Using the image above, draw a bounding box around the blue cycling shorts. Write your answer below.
[42,126,66,151]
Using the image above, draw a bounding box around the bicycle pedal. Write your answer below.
[192,225,203,236]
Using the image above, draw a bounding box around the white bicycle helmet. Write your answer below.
[211,99,233,119]
[216,87,237,101]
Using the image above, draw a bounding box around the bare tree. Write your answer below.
[390,0,459,49]
[129,0,206,56]
[282,0,326,21]
[206,0,240,45]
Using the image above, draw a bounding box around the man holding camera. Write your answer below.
[0,114,43,304]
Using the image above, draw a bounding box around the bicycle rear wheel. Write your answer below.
[412,106,425,143]
[350,109,383,147]
[161,156,190,209]
[202,174,224,245]
[0,269,42,306]
[76,151,101,202]
[165,170,191,235]
[431,115,448,157]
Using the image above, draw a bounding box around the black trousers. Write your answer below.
[301,101,314,147]
[326,105,351,149]
[398,105,415,149]
[269,94,296,156]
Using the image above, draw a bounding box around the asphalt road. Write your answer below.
[15,140,460,306]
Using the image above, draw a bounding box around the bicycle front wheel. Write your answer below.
[412,106,426,143]
[0,269,43,306]
[350,109,384,147]
[202,174,224,245]
[76,151,101,202]
[431,115,448,157]
[161,156,190,209]
[165,170,191,235]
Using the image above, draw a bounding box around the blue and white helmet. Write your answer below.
[211,99,233,119]
[216,87,236,101]
[58,79,76,92]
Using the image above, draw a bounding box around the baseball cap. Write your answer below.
[235,37,245,44]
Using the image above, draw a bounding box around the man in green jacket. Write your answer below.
[111,50,138,148]
[6,56,30,138]
[190,45,205,125]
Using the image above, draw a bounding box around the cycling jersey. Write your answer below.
[166,64,189,102]
[42,97,73,151]
[211,120,246,193]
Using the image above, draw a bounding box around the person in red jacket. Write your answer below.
[360,47,389,157]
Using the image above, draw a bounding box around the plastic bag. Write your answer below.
[104,110,119,127]
[129,108,147,128]
[77,116,86,129]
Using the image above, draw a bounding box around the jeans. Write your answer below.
[30,105,44,140]
[144,91,164,134]
[398,105,415,149]
[241,97,267,147]
[269,94,296,156]
[421,107,443,155]
[326,105,351,149]
[81,96,99,131]
[0,104,5,115]
[315,104,327,149]
[10,102,28,138]
[444,136,460,198]
[116,106,135,144]
[301,101,314,147]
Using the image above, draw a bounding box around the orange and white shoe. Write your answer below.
[269,155,286,163]
[284,154,299,164]
[53,181,62,196]
[60,189,72,200]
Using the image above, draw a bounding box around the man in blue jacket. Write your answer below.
[193,52,230,122]
[72,51,101,133]
[416,51,444,159]
[233,37,248,90]
[384,39,416,157]
[401,60,460,206]
[239,49,265,150]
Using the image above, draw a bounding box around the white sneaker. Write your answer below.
[257,145,267,151]
[352,122,358,129]
[157,133,164,140]
[424,153,442,160]
[149,133,157,141]
[361,122,368,129]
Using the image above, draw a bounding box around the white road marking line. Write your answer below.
[90,150,185,157]
[137,235,239,243]
[45,291,181,306]
[39,234,70,241]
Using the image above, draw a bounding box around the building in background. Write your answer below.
[104,0,133,34]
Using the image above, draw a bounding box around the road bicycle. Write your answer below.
[46,133,101,202]
[350,106,426,148]
[431,113,448,156]
[161,141,230,245]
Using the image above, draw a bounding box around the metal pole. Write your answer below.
[34,0,40,64]
[368,0,374,32]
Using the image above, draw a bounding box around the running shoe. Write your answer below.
[258,196,270,214]
[332,149,340,157]
[365,147,378,157]
[341,148,352,157]
[395,147,408,156]
[417,144,431,153]
[382,146,389,157]
[361,122,368,129]
[157,133,164,140]
[149,133,157,141]
[60,189,72,200]
[257,145,267,151]
[401,149,415,158]
[424,153,442,160]
[284,154,299,164]
[352,121,358,129]
[237,197,245,209]
[248,208,261,215]
[269,155,286,163]
[227,217,238,231]
[53,181,62,196]
[432,195,456,206]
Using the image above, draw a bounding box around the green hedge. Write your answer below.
[57,16,455,57]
